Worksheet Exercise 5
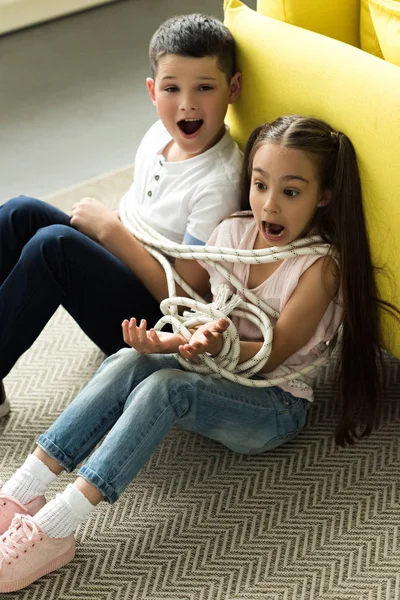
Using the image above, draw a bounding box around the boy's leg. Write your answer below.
[0,199,162,380]
[0,196,71,281]
[0,195,69,391]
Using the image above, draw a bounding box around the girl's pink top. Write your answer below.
[201,216,343,401]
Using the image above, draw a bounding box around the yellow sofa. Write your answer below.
[224,0,400,358]
[256,0,400,66]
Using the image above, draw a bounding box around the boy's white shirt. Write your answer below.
[119,120,243,244]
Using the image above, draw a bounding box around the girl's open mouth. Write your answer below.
[262,221,285,240]
[177,119,203,136]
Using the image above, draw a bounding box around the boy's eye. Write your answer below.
[199,85,213,91]
[284,189,299,197]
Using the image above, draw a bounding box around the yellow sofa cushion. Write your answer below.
[360,0,384,57]
[224,0,400,356]
[257,0,361,47]
[368,0,400,66]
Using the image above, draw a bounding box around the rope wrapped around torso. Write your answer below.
[120,208,337,387]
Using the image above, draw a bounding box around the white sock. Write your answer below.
[1,454,57,505]
[35,484,96,538]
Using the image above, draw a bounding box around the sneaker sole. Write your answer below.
[0,538,75,593]
[0,399,10,419]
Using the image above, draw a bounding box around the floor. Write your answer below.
[0,0,255,201]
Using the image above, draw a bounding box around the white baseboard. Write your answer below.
[0,0,120,35]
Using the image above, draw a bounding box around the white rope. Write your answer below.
[120,207,336,387]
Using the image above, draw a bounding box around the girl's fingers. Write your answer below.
[138,319,148,343]
[179,345,195,359]
[181,342,204,357]
[121,319,130,344]
[214,318,229,332]
[128,317,138,338]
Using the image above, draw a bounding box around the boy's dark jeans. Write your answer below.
[0,196,162,380]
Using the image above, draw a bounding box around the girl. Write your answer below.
[0,115,392,593]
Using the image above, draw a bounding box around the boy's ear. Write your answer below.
[146,78,157,105]
[228,72,241,104]
[317,190,332,207]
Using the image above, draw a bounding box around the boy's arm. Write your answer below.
[102,221,210,302]
[71,197,210,302]
[180,257,339,373]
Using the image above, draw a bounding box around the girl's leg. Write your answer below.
[0,367,307,594]
[0,198,162,380]
[76,367,308,505]
[36,350,176,474]
[0,350,173,532]
[28,352,180,537]
[4,357,307,536]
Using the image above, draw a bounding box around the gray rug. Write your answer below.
[2,168,400,600]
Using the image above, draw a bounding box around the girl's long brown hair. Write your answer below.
[239,115,399,445]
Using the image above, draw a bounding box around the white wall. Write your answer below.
[0,0,119,35]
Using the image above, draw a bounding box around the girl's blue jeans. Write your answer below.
[0,196,162,379]
[37,349,308,503]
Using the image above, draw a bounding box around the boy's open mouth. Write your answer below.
[263,221,285,238]
[178,119,203,135]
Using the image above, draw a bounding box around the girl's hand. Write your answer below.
[70,197,120,242]
[122,318,185,354]
[178,318,229,361]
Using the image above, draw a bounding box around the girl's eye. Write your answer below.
[284,189,299,197]
[165,86,179,93]
[199,85,213,91]
[255,181,267,191]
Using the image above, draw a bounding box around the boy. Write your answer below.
[0,13,242,414]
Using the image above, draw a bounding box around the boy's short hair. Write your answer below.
[149,14,237,82]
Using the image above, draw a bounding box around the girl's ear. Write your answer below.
[146,78,156,105]
[317,190,332,207]
[228,72,241,104]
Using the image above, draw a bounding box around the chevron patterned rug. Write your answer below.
[2,167,400,600]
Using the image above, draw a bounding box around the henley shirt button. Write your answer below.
[147,191,152,197]
[155,175,160,181]
[159,160,163,166]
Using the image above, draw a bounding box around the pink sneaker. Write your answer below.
[0,494,46,535]
[0,514,75,593]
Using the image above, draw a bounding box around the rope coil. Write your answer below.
[121,208,335,387]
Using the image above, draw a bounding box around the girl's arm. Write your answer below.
[180,257,339,373]
[70,197,210,302]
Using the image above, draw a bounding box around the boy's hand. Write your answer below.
[178,318,229,361]
[122,318,185,354]
[70,197,121,242]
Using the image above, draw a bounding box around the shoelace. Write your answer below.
[0,514,43,566]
